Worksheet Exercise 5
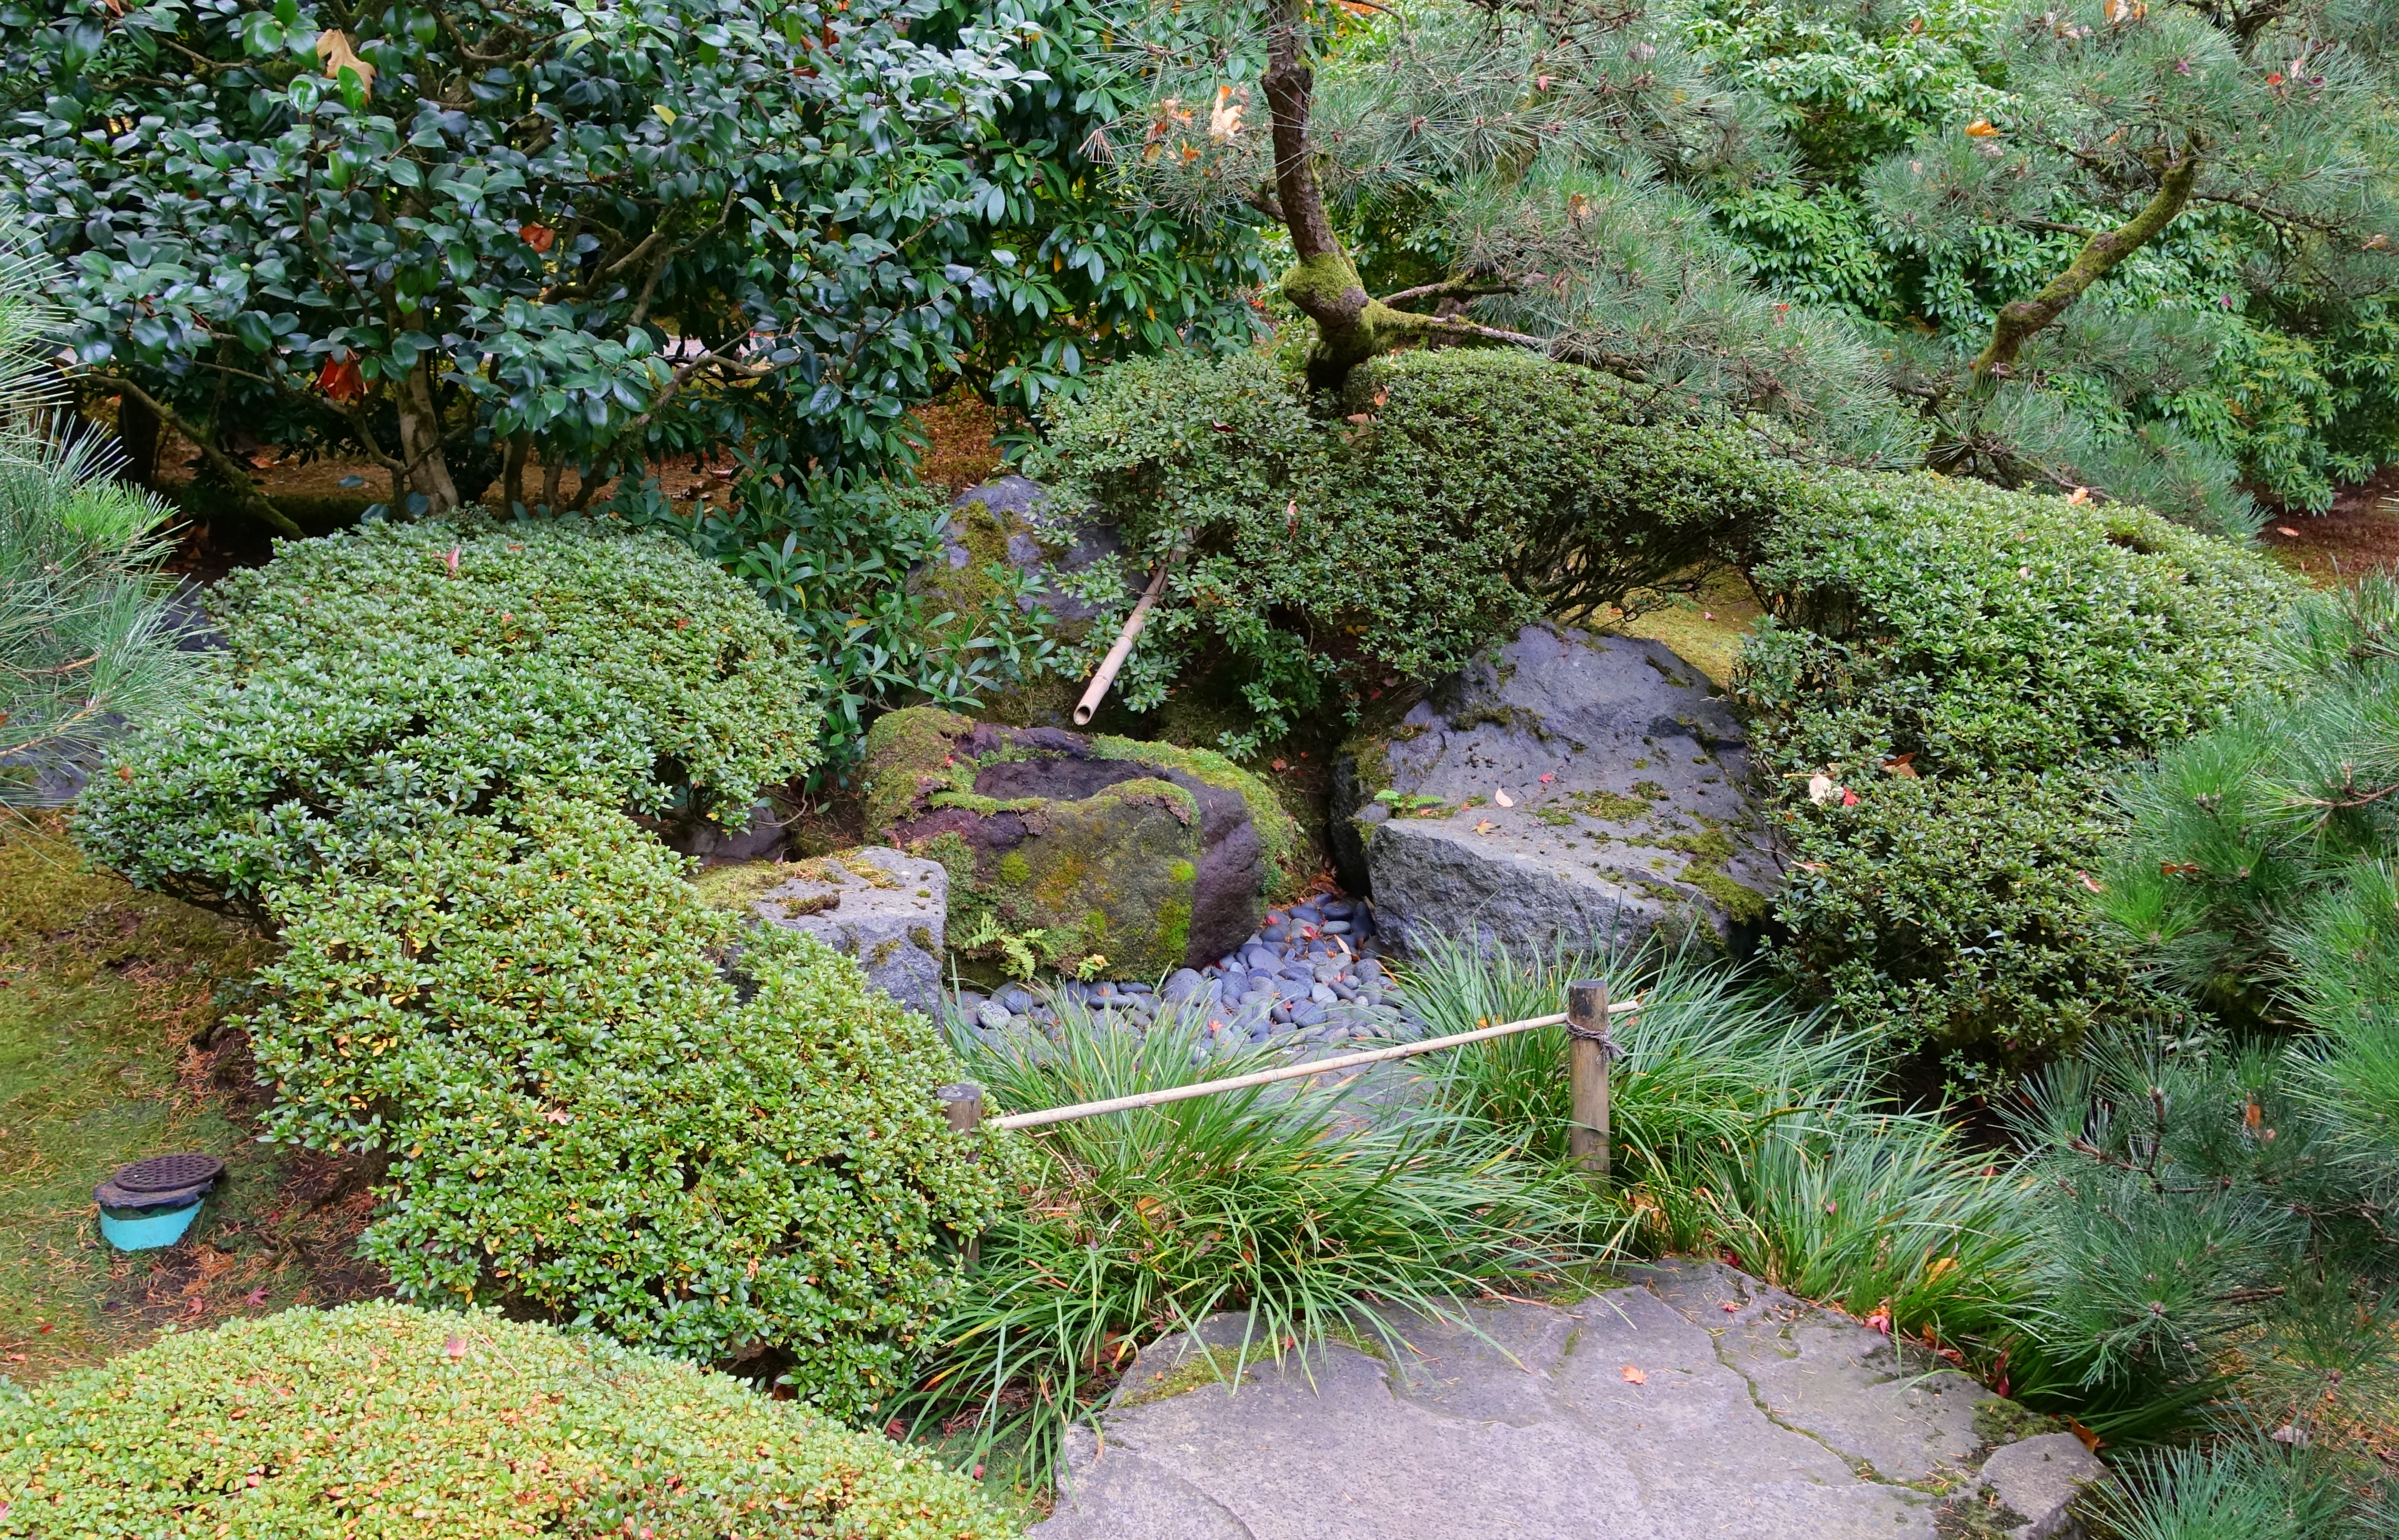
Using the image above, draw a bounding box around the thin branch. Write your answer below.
[98,376,305,540]
[1376,276,1519,307]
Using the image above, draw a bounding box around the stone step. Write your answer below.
[1032,1259,2103,1540]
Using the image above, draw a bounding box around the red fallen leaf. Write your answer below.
[2160,861,2202,877]
[1839,788,1859,807]
[1209,421,1234,432]
[315,354,365,402]
[446,1334,467,1360]
[245,1285,269,1307]
[1863,1304,1891,1334]
[2067,1418,2103,1452]
[542,1108,571,1124]
[1720,1301,1739,1314]
[519,222,556,254]
[1285,498,1299,536]
[1271,758,1288,772]
[885,1418,907,1440]
[1620,1364,1647,1384]
[443,545,461,576]
[972,1464,986,1479]
[186,1297,205,1316]
[1538,773,1556,784]
[2078,870,2106,893]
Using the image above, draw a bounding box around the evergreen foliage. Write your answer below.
[0,1302,1007,1538]
[249,798,1001,1411]
[74,517,820,918]
[1028,346,1777,751]
[2098,574,2399,1171]
[0,237,190,806]
[1086,0,2398,521]
[1735,474,2299,1062]
[0,0,1266,526]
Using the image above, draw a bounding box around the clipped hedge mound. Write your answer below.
[1734,478,2300,1064]
[251,797,1001,1414]
[1029,346,1772,750]
[78,517,822,918]
[0,1302,1004,1539]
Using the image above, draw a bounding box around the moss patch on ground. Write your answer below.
[0,818,386,1384]
[1596,567,1762,688]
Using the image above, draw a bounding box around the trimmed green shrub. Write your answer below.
[1028,346,1777,752]
[76,518,821,918]
[0,1301,1004,1539]
[1733,477,2298,1063]
[1737,479,2297,777]
[249,797,1000,1414]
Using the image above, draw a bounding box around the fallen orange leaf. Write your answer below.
[1621,1364,1647,1385]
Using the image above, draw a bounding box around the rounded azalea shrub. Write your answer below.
[249,797,1002,1414]
[1735,478,2300,1065]
[76,517,822,919]
[0,1302,1004,1539]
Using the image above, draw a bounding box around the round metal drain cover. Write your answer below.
[114,1152,225,1194]
[98,1152,226,1211]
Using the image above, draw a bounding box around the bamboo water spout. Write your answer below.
[1073,561,1170,726]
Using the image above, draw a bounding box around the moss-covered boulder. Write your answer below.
[861,708,1299,977]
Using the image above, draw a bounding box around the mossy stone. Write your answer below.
[862,707,1285,974]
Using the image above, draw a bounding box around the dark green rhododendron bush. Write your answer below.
[0,1303,1007,1539]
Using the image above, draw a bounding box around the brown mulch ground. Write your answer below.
[2255,466,2399,585]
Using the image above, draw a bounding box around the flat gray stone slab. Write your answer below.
[1978,1433,2108,1540]
[1035,1259,2013,1540]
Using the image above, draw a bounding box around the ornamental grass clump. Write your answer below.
[0,1302,1006,1540]
[249,797,1001,1414]
[899,997,1613,1485]
[1399,938,2037,1363]
[76,517,821,918]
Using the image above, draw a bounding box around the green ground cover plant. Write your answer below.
[1733,473,2300,1067]
[248,796,1000,1415]
[0,1301,1006,1539]
[899,996,1613,1488]
[75,517,820,917]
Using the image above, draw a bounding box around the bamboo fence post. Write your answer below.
[937,1082,984,1267]
[1566,979,1612,1183]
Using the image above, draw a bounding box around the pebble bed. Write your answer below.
[950,894,1428,1062]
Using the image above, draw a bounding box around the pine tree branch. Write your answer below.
[1377,276,1518,307]
[1973,150,2202,386]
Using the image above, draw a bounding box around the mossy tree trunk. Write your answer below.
[1263,2,1543,393]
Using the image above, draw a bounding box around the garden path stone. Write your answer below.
[1033,1259,2028,1540]
[1332,622,1777,958]
[1976,1433,2109,1540]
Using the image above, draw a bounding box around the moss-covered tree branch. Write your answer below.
[1972,151,2201,386]
[100,375,306,540]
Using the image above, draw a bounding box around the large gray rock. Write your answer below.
[734,846,948,1015]
[1034,1259,2009,1540]
[1333,622,1776,957]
